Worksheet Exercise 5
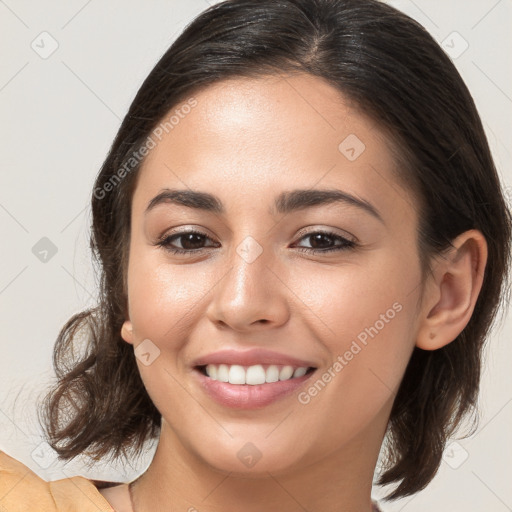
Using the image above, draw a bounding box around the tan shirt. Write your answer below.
[0,450,132,511]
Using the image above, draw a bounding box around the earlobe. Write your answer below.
[121,320,134,345]
[416,229,487,350]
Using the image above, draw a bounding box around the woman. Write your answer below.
[1,0,510,511]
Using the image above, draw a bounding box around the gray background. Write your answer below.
[0,1,510,510]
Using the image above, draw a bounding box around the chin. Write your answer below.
[193,437,308,477]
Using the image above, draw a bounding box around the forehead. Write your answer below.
[133,73,413,221]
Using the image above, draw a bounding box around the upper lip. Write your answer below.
[192,348,317,369]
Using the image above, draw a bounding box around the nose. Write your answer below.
[205,235,291,333]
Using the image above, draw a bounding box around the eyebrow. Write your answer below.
[145,188,384,223]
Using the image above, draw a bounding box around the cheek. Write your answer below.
[287,250,420,422]
[126,247,215,340]
[290,290,418,460]
[287,244,420,349]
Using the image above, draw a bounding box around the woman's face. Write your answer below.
[122,73,427,475]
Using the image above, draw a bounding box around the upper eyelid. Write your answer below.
[294,226,357,244]
[158,226,215,240]
[160,225,354,237]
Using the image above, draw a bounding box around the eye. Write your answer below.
[156,229,219,255]
[292,230,357,253]
[155,228,357,256]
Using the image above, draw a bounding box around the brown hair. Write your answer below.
[37,0,512,500]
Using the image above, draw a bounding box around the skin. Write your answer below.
[101,73,487,512]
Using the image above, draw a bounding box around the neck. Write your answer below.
[130,414,388,512]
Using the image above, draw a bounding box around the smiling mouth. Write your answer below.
[195,364,316,385]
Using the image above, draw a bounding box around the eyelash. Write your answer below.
[155,229,357,256]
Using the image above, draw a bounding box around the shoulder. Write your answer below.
[0,450,114,511]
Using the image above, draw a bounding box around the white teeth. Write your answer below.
[266,365,280,383]
[279,365,294,380]
[217,364,229,382]
[293,367,308,378]
[245,364,266,385]
[228,365,246,384]
[204,363,311,384]
[207,364,218,380]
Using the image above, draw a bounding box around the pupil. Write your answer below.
[183,233,204,250]
[310,233,332,249]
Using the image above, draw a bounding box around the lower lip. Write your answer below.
[194,368,316,409]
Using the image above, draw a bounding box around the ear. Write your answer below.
[416,229,488,350]
[121,320,134,345]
